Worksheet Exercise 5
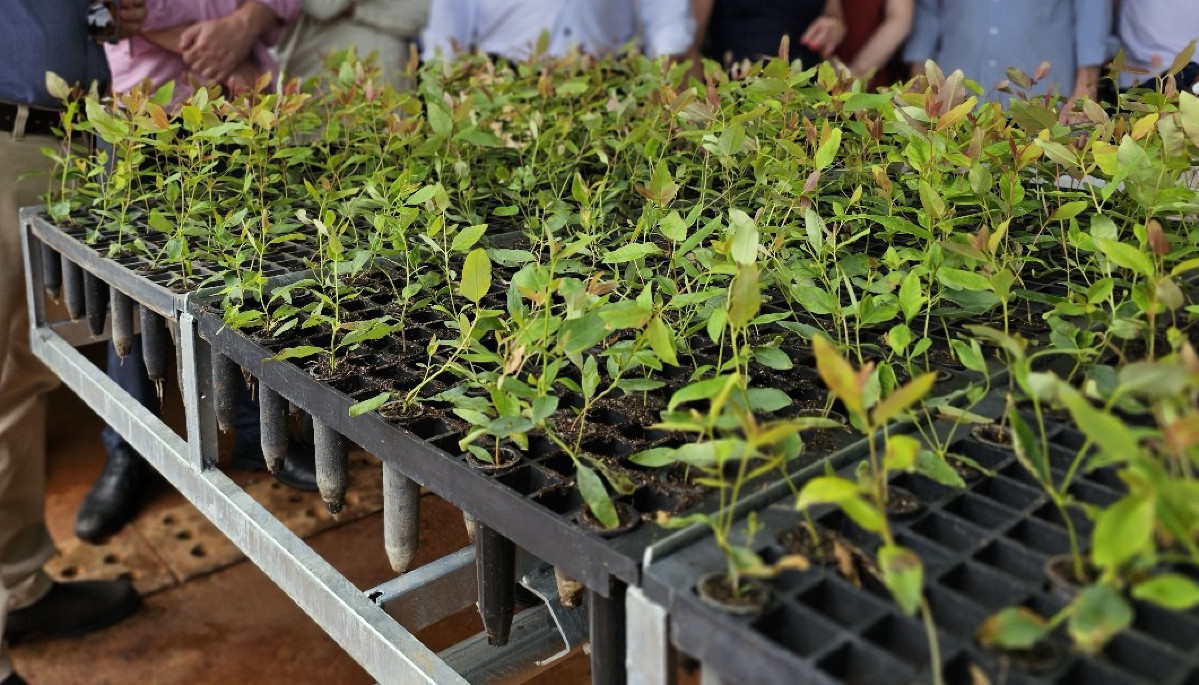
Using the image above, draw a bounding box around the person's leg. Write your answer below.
[76,336,159,542]
[229,381,318,492]
[0,130,62,685]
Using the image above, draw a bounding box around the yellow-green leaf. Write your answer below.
[460,248,491,304]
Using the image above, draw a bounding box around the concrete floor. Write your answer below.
[12,345,591,684]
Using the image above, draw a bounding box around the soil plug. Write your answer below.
[110,289,134,358]
[62,258,84,321]
[313,419,347,514]
[140,306,169,387]
[258,385,289,474]
[475,523,516,646]
[40,242,61,299]
[554,567,584,609]
[211,352,240,433]
[383,464,420,573]
[462,512,477,544]
[588,584,627,685]
[83,271,108,337]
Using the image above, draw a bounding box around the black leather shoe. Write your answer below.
[231,439,318,493]
[75,447,154,543]
[2,671,28,685]
[5,580,139,643]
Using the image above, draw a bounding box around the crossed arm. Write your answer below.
[141,1,282,87]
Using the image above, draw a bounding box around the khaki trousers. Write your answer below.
[0,129,62,681]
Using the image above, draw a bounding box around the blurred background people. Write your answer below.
[836,0,912,87]
[1116,0,1199,92]
[421,0,696,63]
[105,0,300,101]
[903,0,1112,107]
[693,0,847,71]
[2,3,150,682]
[278,0,430,91]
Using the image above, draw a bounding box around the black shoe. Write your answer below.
[2,672,28,685]
[231,439,318,493]
[75,447,153,543]
[4,580,139,643]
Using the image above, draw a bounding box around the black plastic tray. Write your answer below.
[643,416,1199,685]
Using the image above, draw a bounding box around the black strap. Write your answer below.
[0,102,63,138]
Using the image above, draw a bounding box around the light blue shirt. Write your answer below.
[1117,0,1199,88]
[421,0,696,62]
[904,0,1111,104]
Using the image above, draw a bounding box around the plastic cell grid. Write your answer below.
[644,422,1199,685]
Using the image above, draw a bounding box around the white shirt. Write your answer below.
[1117,0,1199,88]
[421,0,696,61]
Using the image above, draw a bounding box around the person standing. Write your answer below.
[1116,0,1199,92]
[902,0,1112,108]
[278,0,430,91]
[836,0,913,87]
[2,5,148,681]
[692,0,847,71]
[421,0,697,63]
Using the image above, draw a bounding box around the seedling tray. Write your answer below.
[643,416,1199,685]
[188,302,890,594]
[28,210,316,317]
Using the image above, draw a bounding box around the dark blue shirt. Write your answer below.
[0,0,111,109]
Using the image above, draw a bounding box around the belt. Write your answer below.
[0,101,64,138]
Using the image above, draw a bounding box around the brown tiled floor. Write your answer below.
[13,347,590,684]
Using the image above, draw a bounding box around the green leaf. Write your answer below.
[841,495,886,533]
[600,300,652,330]
[813,336,864,419]
[883,434,921,472]
[451,224,488,252]
[746,388,793,413]
[1091,494,1155,570]
[729,209,758,265]
[938,267,991,292]
[914,450,967,487]
[668,375,735,411]
[727,263,761,329]
[603,243,662,263]
[1096,238,1155,278]
[1058,387,1139,460]
[629,447,677,468]
[804,207,825,252]
[1008,409,1050,485]
[576,464,617,529]
[1179,91,1199,147]
[899,270,926,322]
[348,392,390,417]
[878,545,923,615]
[273,345,324,361]
[1069,585,1133,653]
[872,372,936,425]
[1132,574,1199,610]
[977,607,1050,650]
[950,339,987,374]
[813,127,842,170]
[795,475,860,509]
[645,316,679,366]
[659,210,688,242]
[752,346,793,370]
[1049,200,1088,222]
[460,248,491,304]
[489,416,534,436]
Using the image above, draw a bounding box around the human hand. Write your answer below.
[800,16,846,59]
[181,3,274,83]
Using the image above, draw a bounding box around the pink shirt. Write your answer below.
[105,0,300,101]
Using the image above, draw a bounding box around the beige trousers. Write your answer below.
[0,128,62,681]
